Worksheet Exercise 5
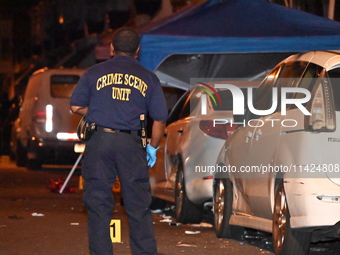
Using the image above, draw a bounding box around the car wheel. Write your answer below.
[174,164,202,224]
[213,177,243,238]
[272,180,311,255]
[15,140,27,167]
[26,139,43,170]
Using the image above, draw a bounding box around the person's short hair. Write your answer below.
[112,28,139,54]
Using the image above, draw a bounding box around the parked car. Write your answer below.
[149,80,259,223]
[213,50,340,255]
[11,68,86,170]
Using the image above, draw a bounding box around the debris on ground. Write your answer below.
[168,222,180,226]
[177,241,197,247]
[48,178,76,193]
[190,222,213,228]
[184,230,201,235]
[31,212,45,217]
[159,214,173,223]
[160,218,172,223]
[151,209,163,214]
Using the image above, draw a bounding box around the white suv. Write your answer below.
[213,50,340,255]
[12,68,85,169]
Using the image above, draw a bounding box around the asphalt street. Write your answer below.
[0,160,338,255]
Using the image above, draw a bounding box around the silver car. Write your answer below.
[149,80,259,223]
[213,50,340,255]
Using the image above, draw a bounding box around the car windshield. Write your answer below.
[212,87,250,111]
[50,75,80,98]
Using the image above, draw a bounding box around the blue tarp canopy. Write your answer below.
[139,0,340,72]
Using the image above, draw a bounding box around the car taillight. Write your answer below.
[305,79,335,132]
[199,120,237,139]
[35,104,53,132]
[35,111,46,123]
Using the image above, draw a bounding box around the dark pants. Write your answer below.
[82,129,157,255]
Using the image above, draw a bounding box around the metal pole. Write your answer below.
[59,153,83,194]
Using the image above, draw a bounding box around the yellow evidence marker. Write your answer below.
[110,219,121,243]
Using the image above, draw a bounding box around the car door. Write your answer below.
[237,62,310,219]
[149,90,189,199]
[231,66,281,215]
[164,88,201,187]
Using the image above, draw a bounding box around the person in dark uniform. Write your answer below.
[70,27,167,255]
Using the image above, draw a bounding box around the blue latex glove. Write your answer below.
[146,144,158,167]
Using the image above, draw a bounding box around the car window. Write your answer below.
[276,62,308,89]
[188,87,203,116]
[162,87,186,113]
[285,63,324,110]
[327,67,340,111]
[251,66,281,115]
[275,61,308,108]
[213,87,251,111]
[298,63,322,91]
[178,95,191,120]
[50,75,80,98]
[273,61,310,112]
[166,90,190,126]
[166,87,203,125]
[328,67,340,78]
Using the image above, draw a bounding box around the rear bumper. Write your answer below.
[27,138,81,163]
[186,178,213,205]
[285,178,340,230]
[39,138,79,148]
